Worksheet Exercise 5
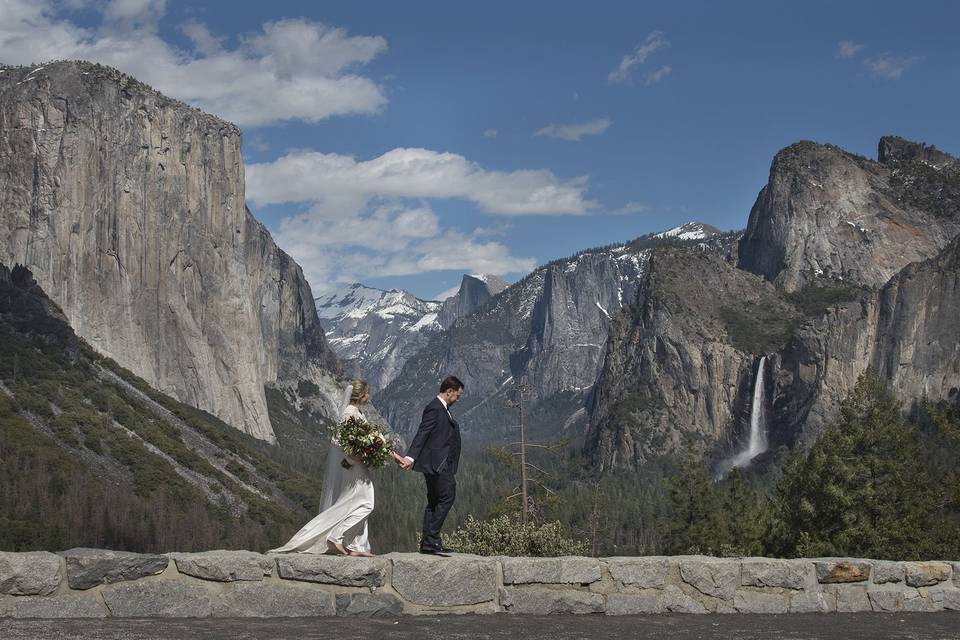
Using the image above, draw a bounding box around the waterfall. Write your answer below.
[726,356,768,472]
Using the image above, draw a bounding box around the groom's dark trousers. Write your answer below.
[406,397,461,548]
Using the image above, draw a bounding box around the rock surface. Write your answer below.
[500,587,604,614]
[501,557,601,585]
[101,580,214,617]
[586,246,796,468]
[391,556,498,607]
[170,551,272,582]
[213,582,335,617]
[275,555,387,588]
[738,138,960,293]
[0,552,63,596]
[62,548,168,590]
[0,61,342,442]
[2,551,960,618]
[381,225,733,440]
[588,138,960,469]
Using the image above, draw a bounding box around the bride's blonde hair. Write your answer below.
[349,379,369,405]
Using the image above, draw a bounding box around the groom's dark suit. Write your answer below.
[406,397,461,549]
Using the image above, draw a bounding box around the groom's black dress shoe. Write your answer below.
[418,544,452,556]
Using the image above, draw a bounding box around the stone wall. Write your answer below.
[1,550,958,618]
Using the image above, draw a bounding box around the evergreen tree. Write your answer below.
[664,451,720,554]
[768,372,943,559]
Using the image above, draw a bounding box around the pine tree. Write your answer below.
[664,451,720,554]
[768,372,943,559]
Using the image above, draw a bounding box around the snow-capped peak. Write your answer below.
[653,221,718,241]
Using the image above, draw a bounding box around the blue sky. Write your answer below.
[1,1,957,299]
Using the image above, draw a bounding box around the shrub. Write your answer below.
[444,514,588,557]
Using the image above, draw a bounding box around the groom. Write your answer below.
[400,375,464,555]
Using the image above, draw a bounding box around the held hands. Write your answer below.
[398,455,414,471]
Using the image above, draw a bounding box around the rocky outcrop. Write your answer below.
[2,550,958,617]
[0,61,341,441]
[317,274,506,393]
[586,246,800,469]
[773,235,960,446]
[437,274,508,328]
[737,138,960,293]
[379,228,736,438]
[590,138,960,469]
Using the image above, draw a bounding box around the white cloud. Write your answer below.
[102,0,166,29]
[533,118,611,142]
[433,285,462,301]
[483,128,499,138]
[608,201,647,215]
[247,146,583,290]
[180,20,222,56]
[644,65,672,86]
[836,40,864,58]
[0,0,387,126]
[246,147,598,215]
[865,53,923,80]
[275,202,536,293]
[608,31,669,84]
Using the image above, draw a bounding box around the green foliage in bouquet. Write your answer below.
[336,416,392,468]
[444,513,588,557]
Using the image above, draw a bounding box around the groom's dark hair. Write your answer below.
[439,376,465,393]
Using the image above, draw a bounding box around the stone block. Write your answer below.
[62,548,168,590]
[868,589,905,612]
[679,558,739,600]
[275,555,387,587]
[171,551,272,582]
[831,586,871,613]
[789,590,832,613]
[814,560,871,584]
[608,557,670,589]
[871,561,905,585]
[661,586,708,614]
[500,587,604,614]
[902,589,943,613]
[335,592,404,617]
[392,555,497,607]
[941,589,960,611]
[0,552,63,596]
[501,557,600,585]
[605,592,661,615]
[734,589,790,614]
[101,580,214,617]
[740,558,810,590]
[10,595,107,618]
[213,582,335,617]
[904,562,951,588]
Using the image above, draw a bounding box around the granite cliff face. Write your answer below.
[588,138,960,471]
[437,274,508,329]
[0,61,341,441]
[585,246,800,469]
[737,137,960,293]
[316,274,507,392]
[772,235,960,448]
[379,224,735,439]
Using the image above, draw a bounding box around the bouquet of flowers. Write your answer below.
[336,416,393,469]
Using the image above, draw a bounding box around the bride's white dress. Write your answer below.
[268,403,374,554]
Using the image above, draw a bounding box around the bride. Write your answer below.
[269,379,404,556]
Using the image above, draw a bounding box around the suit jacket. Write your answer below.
[406,397,461,475]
